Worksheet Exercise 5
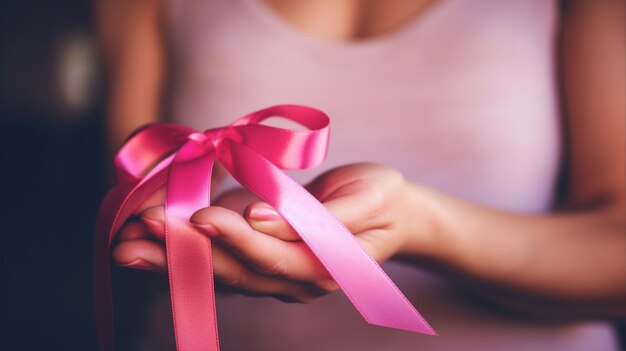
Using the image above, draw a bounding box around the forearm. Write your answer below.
[399,183,626,317]
[96,0,166,157]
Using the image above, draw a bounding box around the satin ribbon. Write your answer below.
[94,105,435,351]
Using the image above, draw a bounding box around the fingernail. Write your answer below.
[121,258,154,271]
[140,207,166,241]
[247,204,279,222]
[141,206,164,223]
[193,223,219,237]
[140,216,161,231]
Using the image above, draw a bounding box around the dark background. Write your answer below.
[1,1,167,349]
[1,1,624,350]
[2,0,98,349]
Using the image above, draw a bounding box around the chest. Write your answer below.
[168,0,561,213]
[260,0,438,41]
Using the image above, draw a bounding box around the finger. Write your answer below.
[112,238,167,272]
[213,187,260,215]
[353,229,399,263]
[210,244,318,302]
[125,205,320,301]
[190,206,329,281]
[117,220,152,241]
[130,164,227,216]
[244,200,395,263]
[139,205,166,241]
[132,186,166,215]
[243,200,393,264]
[244,202,300,241]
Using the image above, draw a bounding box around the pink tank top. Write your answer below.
[137,0,618,349]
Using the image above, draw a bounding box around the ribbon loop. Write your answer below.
[231,124,329,169]
[114,124,196,183]
[94,105,434,351]
[226,105,331,169]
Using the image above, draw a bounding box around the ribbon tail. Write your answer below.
[93,178,165,350]
[165,139,220,351]
[219,140,436,335]
[94,184,133,351]
[94,157,174,351]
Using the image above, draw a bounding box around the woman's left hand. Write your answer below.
[185,163,432,302]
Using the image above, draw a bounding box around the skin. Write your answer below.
[100,0,626,319]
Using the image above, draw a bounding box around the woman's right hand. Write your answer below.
[112,184,257,273]
[112,163,429,304]
[111,184,325,302]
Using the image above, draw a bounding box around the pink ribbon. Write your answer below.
[94,105,435,350]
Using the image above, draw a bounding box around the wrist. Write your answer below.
[396,183,456,262]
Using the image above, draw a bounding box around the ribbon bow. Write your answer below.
[94,105,435,351]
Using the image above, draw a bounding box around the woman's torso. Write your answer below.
[140,0,619,349]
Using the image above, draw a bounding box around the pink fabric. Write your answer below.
[95,106,435,350]
[126,0,619,350]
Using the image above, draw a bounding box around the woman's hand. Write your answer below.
[113,163,434,303]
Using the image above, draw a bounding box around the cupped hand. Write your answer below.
[113,163,424,303]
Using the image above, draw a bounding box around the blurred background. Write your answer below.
[1,1,624,350]
[1,1,167,349]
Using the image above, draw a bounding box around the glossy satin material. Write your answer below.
[94,105,435,351]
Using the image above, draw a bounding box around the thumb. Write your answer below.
[320,181,386,234]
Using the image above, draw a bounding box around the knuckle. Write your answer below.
[220,271,247,288]
[257,256,289,277]
[365,184,387,209]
